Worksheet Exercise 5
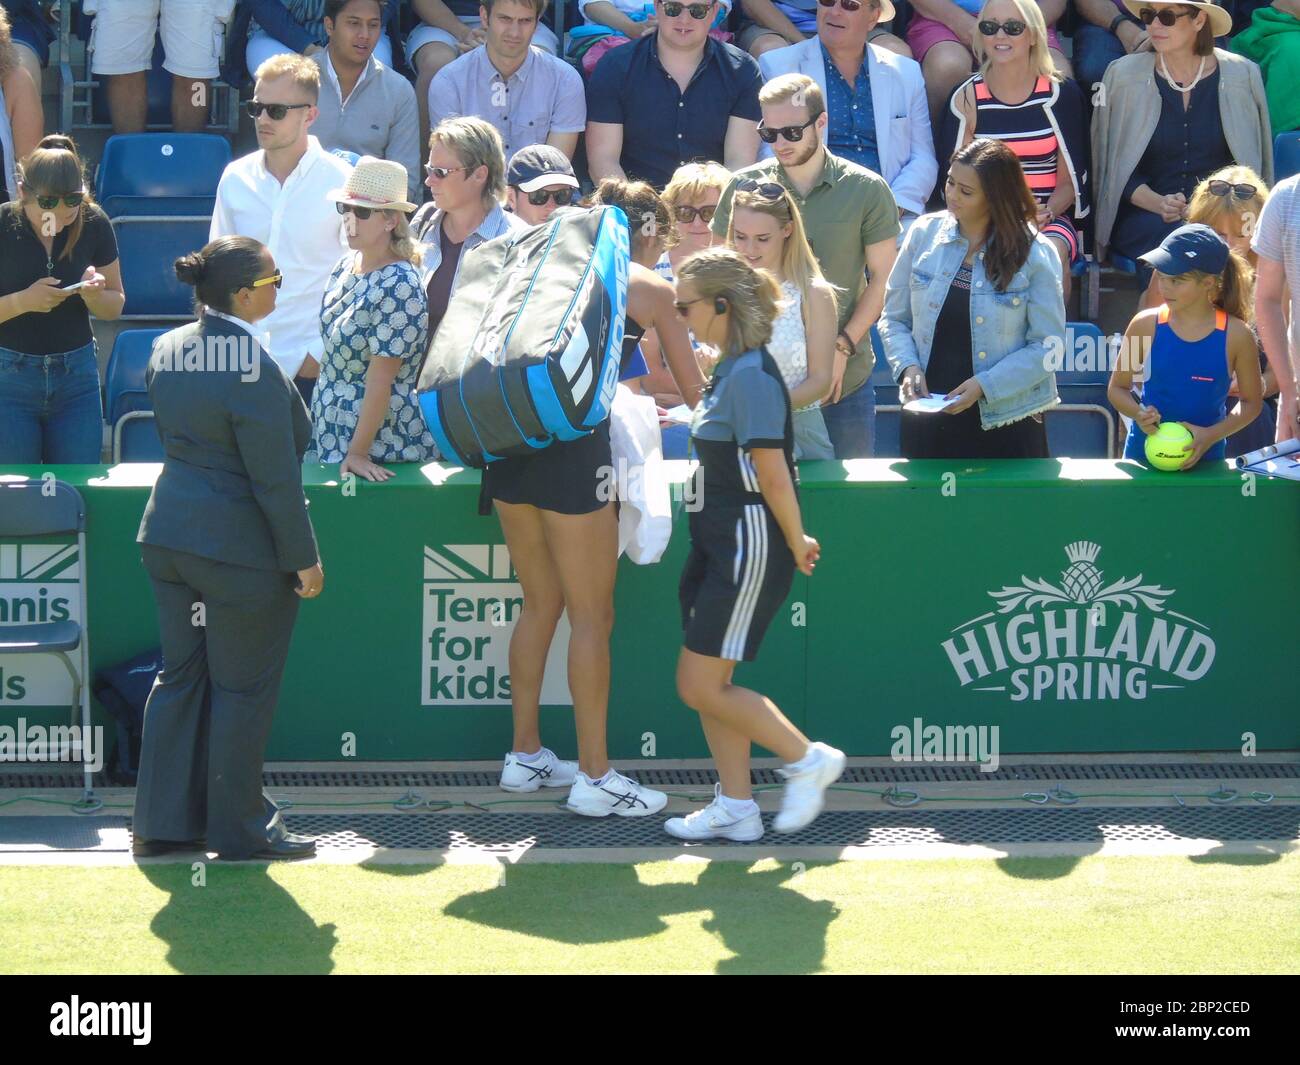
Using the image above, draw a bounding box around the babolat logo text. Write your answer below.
[942,542,1215,702]
[49,997,151,1045]
[421,545,573,707]
[150,332,262,382]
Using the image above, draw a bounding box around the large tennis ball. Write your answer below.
[1145,422,1194,471]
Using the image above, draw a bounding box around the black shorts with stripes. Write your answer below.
[679,502,795,662]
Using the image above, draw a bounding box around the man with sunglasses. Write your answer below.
[428,0,586,163]
[504,144,579,225]
[756,0,936,221]
[211,54,353,404]
[308,0,420,202]
[586,0,764,189]
[712,73,901,458]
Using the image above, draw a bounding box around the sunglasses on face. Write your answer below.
[757,117,816,143]
[1207,180,1257,199]
[250,272,283,290]
[1138,6,1196,26]
[978,18,1026,36]
[816,0,880,11]
[246,100,311,120]
[735,178,786,200]
[525,188,575,207]
[34,191,85,210]
[673,297,708,317]
[425,163,469,180]
[660,1,714,18]
[336,201,381,220]
[674,203,717,223]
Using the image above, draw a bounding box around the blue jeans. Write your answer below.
[0,342,104,464]
[820,380,876,459]
[1073,24,1127,92]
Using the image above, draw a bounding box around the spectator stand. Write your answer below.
[57,1,240,135]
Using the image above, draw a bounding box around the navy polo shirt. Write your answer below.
[822,44,880,174]
[586,33,763,190]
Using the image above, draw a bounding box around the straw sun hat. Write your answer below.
[1121,0,1233,39]
[328,156,417,214]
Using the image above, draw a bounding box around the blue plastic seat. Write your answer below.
[1274,131,1300,183]
[1045,405,1116,458]
[115,414,165,463]
[96,133,231,218]
[874,405,901,458]
[104,329,166,425]
[112,217,210,318]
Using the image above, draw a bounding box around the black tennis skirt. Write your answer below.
[481,421,612,516]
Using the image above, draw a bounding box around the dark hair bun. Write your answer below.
[38,134,77,154]
[174,252,208,286]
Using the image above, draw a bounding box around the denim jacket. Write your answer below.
[879,210,1062,430]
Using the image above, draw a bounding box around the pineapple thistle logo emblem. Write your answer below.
[990,541,1175,613]
[1061,540,1103,602]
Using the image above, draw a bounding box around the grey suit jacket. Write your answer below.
[137,313,319,573]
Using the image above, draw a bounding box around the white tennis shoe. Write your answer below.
[499,748,578,793]
[664,785,764,842]
[565,769,668,817]
[773,742,846,834]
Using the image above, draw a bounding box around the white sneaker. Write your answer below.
[773,742,846,834]
[565,769,668,817]
[499,748,578,793]
[664,785,764,842]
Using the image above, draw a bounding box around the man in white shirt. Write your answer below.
[1253,173,1300,444]
[210,53,353,404]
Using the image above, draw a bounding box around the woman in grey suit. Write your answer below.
[132,236,325,863]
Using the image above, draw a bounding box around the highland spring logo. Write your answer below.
[942,541,1216,701]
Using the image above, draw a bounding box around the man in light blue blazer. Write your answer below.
[757,0,937,225]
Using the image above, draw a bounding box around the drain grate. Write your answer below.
[4,762,1299,792]
[263,762,1300,789]
[6,808,1295,853]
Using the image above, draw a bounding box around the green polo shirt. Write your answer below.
[711,150,900,398]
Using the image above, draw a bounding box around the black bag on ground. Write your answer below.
[92,647,161,785]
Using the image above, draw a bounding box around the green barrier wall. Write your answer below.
[1,459,1297,760]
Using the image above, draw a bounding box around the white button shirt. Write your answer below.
[210,136,352,378]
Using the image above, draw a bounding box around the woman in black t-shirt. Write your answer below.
[0,135,124,463]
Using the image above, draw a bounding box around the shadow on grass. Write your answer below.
[137,862,337,974]
[436,860,838,974]
[1187,846,1287,867]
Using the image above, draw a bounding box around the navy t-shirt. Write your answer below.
[586,34,763,190]
[690,346,795,507]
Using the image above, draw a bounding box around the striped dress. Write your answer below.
[966,73,1080,261]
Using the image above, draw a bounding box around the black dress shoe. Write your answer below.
[217,834,317,862]
[132,837,206,858]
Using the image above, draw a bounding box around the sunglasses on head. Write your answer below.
[816,0,880,11]
[660,1,714,18]
[525,188,575,207]
[34,191,85,210]
[757,117,817,143]
[250,271,283,290]
[425,163,469,180]
[674,203,717,223]
[978,18,1026,36]
[246,100,311,120]
[735,178,786,200]
[1137,6,1197,26]
[1207,180,1258,199]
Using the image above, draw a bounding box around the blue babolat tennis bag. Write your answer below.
[417,205,630,467]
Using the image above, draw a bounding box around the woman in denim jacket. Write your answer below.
[879,137,1063,458]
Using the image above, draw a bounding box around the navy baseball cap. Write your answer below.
[507,145,578,193]
[1138,223,1230,276]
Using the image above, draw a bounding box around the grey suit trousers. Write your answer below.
[133,543,301,857]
